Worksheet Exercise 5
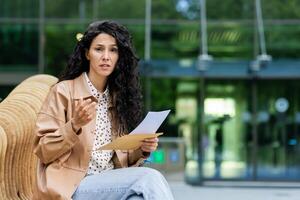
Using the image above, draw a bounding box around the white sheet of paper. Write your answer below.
[130,110,171,134]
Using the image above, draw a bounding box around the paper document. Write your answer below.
[130,110,171,134]
[96,110,170,150]
[96,133,163,150]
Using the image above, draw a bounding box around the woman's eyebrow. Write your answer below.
[95,43,117,47]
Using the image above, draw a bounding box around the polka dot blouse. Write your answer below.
[84,73,114,175]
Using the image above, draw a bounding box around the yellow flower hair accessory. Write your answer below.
[76,33,83,42]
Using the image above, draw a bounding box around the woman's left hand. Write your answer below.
[140,137,159,153]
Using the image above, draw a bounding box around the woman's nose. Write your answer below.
[102,50,110,60]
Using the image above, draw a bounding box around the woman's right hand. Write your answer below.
[71,98,97,132]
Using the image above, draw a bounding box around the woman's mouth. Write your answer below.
[99,64,110,68]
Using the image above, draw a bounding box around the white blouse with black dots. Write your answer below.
[84,72,114,175]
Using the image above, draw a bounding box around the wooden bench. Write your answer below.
[0,74,58,200]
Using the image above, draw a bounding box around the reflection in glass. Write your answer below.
[0,24,38,71]
[203,80,251,179]
[256,80,300,180]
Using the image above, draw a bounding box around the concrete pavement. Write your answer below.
[169,181,300,200]
[165,172,300,200]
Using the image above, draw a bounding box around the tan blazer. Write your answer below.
[33,73,146,200]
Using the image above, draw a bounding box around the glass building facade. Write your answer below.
[1,0,300,182]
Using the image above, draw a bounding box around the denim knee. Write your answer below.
[128,167,174,200]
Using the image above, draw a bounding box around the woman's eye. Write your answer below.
[94,47,118,52]
[111,48,118,52]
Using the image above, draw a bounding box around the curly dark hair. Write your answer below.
[59,20,143,135]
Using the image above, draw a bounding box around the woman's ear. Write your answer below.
[85,50,90,60]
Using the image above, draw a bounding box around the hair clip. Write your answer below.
[76,33,83,42]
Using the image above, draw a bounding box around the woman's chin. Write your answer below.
[94,70,112,77]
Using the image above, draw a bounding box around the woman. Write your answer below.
[33,20,174,200]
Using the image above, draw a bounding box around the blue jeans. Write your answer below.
[72,167,174,200]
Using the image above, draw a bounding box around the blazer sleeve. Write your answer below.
[33,83,81,165]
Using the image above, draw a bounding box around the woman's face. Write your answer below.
[86,33,119,79]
